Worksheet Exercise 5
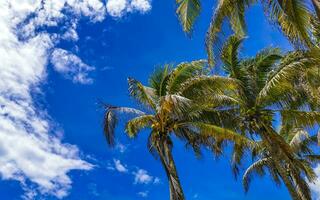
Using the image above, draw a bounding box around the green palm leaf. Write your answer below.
[190,122,254,146]
[281,110,320,128]
[128,78,157,109]
[166,60,206,94]
[263,0,313,47]
[103,106,145,146]
[176,0,201,33]
[126,115,155,137]
[243,158,270,192]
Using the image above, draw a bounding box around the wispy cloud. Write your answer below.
[137,191,149,198]
[107,158,160,186]
[113,159,128,173]
[133,169,154,184]
[115,143,127,153]
[153,177,160,184]
[51,48,94,84]
[0,0,151,199]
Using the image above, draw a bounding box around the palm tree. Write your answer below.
[175,0,319,65]
[102,61,250,200]
[212,35,320,199]
[243,125,320,200]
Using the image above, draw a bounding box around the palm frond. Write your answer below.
[281,110,320,128]
[190,122,254,147]
[166,60,206,94]
[256,51,310,104]
[205,0,254,66]
[159,95,193,119]
[243,158,270,192]
[103,109,118,147]
[262,0,313,47]
[304,155,320,162]
[126,115,154,137]
[149,65,171,96]
[128,78,157,109]
[221,35,244,78]
[103,105,145,147]
[179,75,239,100]
[176,0,201,33]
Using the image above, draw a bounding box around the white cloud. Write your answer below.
[62,21,79,41]
[51,48,94,84]
[130,0,151,12]
[137,191,149,198]
[0,29,92,198]
[0,0,152,198]
[311,165,320,199]
[106,0,151,17]
[116,143,127,153]
[106,0,127,17]
[133,169,153,184]
[153,177,160,184]
[113,159,128,173]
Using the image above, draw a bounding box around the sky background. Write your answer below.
[0,0,319,199]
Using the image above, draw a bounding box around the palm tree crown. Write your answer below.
[103,60,250,200]
[215,35,320,200]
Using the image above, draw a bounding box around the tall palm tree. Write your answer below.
[211,35,320,199]
[175,0,319,65]
[102,61,250,200]
[243,125,320,200]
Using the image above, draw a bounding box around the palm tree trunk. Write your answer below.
[156,139,185,200]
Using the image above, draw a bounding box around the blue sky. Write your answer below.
[0,0,319,199]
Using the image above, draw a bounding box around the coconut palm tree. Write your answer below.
[175,0,319,65]
[212,35,320,199]
[243,125,320,200]
[102,61,250,200]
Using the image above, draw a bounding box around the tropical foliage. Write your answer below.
[243,127,320,200]
[215,35,320,200]
[102,61,252,200]
[103,2,320,198]
[175,0,320,65]
[103,36,320,199]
